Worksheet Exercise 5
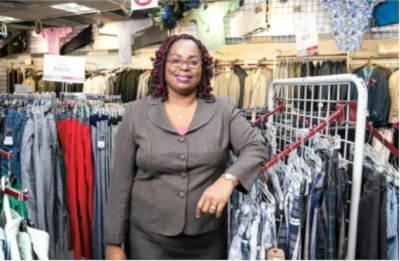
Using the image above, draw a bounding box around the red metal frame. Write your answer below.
[251,100,284,127]
[1,181,28,201]
[366,122,399,158]
[253,100,399,170]
[259,103,345,172]
[0,149,13,160]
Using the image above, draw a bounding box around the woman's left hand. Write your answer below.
[196,177,236,219]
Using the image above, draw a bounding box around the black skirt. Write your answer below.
[126,221,227,260]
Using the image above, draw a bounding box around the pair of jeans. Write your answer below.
[1,109,23,179]
[356,167,388,259]
[387,184,398,260]
[91,114,109,259]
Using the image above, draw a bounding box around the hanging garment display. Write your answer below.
[60,25,94,55]
[188,1,239,51]
[320,0,382,51]
[0,32,28,58]
[32,27,73,55]
[99,19,153,64]
[351,67,390,126]
[373,0,399,26]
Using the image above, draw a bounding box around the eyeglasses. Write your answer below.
[166,58,203,69]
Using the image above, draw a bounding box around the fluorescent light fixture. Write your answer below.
[0,16,20,22]
[51,2,98,13]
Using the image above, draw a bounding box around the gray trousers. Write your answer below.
[21,118,37,227]
[38,113,55,260]
[46,113,65,252]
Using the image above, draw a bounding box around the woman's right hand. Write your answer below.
[106,244,126,260]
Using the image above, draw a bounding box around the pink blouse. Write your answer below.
[174,127,189,135]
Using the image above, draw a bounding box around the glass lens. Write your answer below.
[170,58,182,67]
[188,60,200,68]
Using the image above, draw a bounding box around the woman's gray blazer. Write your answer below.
[104,95,268,244]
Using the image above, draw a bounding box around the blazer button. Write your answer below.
[179,192,185,198]
[179,137,185,143]
[181,172,188,178]
[180,154,186,160]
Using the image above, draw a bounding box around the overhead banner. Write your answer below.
[295,14,319,57]
[43,55,85,84]
[131,0,158,11]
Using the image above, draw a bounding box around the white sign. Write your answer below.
[131,0,158,11]
[295,14,319,57]
[43,55,85,84]
[15,84,32,93]
[379,42,399,55]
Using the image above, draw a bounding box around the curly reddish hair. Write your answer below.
[150,34,215,102]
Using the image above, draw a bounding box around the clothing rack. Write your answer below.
[258,74,368,259]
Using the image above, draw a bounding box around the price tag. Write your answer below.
[4,126,13,146]
[97,132,106,149]
[266,248,285,260]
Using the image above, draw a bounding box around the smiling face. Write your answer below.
[165,39,203,97]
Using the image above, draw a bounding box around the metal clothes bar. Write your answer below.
[266,74,368,260]
[259,105,344,172]
[366,122,399,158]
[1,180,28,201]
[250,102,284,127]
[0,150,13,160]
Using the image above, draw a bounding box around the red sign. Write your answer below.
[131,0,158,10]
[134,0,152,6]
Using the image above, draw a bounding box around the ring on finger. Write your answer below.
[210,206,217,210]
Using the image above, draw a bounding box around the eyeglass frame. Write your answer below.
[165,58,203,69]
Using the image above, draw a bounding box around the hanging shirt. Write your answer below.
[320,0,382,51]
[33,27,73,55]
[117,19,153,64]
[190,1,239,51]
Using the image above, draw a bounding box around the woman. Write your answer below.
[104,34,268,259]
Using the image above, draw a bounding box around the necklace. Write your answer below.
[167,99,197,120]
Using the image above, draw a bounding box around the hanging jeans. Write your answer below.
[386,183,398,260]
[91,114,109,259]
[1,109,23,179]
[356,167,388,259]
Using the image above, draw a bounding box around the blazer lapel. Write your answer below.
[148,96,176,133]
[147,96,215,135]
[186,98,215,134]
